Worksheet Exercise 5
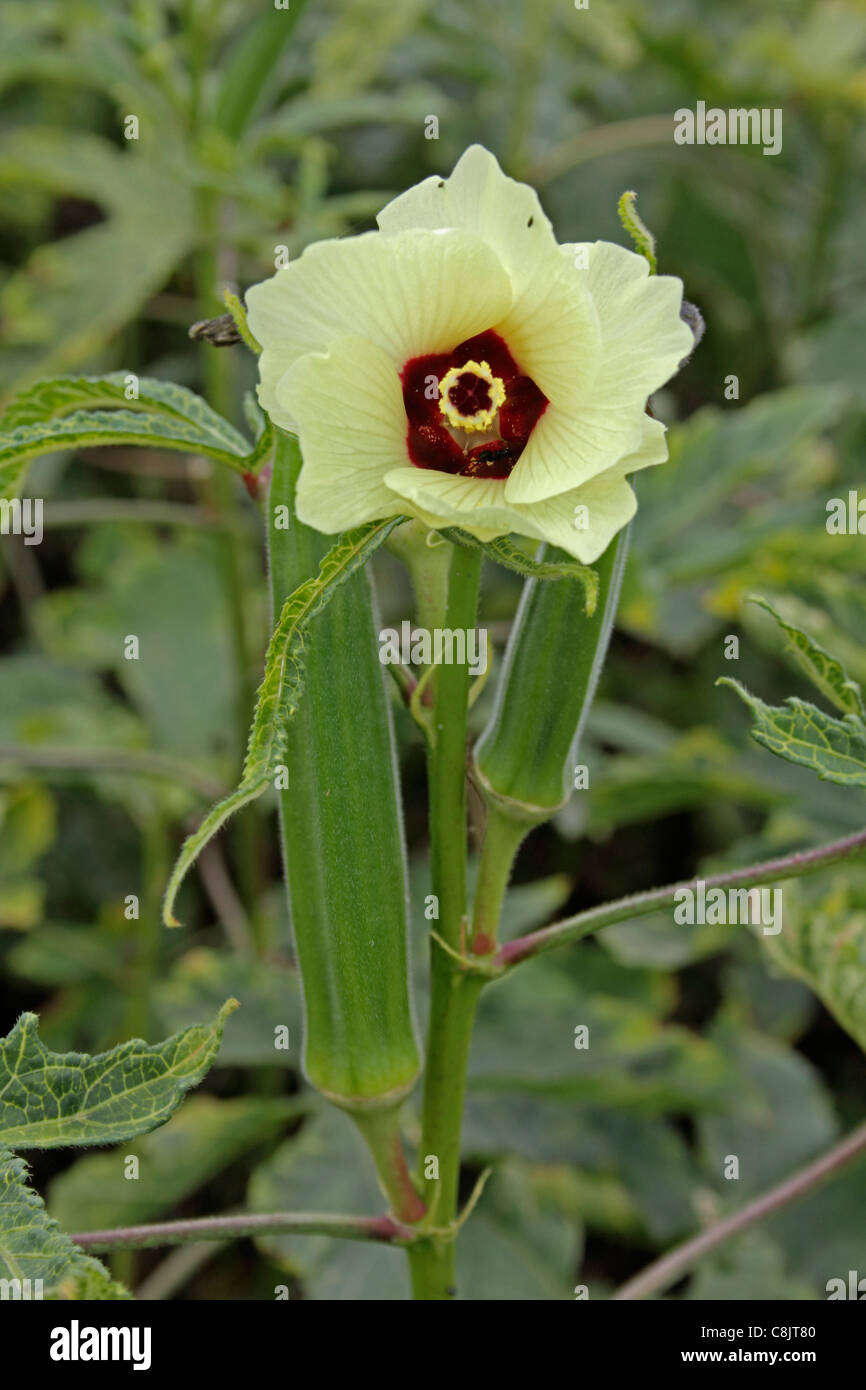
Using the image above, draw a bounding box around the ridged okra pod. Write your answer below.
[268,435,422,1216]
[473,531,630,824]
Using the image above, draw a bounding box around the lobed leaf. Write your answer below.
[0,1148,130,1299]
[0,373,270,500]
[749,595,866,720]
[720,679,866,788]
[0,1001,237,1149]
[763,879,866,1056]
[3,372,250,448]
[162,515,405,926]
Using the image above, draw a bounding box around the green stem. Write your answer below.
[409,544,483,1300]
[469,803,527,956]
[496,824,866,970]
[386,519,451,636]
[71,1210,416,1253]
[428,545,483,950]
[351,1104,426,1225]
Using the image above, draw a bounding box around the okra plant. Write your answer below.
[2,146,866,1303]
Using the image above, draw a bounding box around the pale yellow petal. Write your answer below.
[512,419,670,561]
[615,414,670,475]
[283,337,408,533]
[247,228,513,431]
[567,241,694,403]
[494,252,600,406]
[385,466,515,537]
[504,243,690,503]
[385,416,668,560]
[377,144,559,300]
[518,474,639,563]
[504,399,645,504]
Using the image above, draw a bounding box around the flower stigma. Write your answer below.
[438,359,506,434]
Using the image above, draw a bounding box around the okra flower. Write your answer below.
[246,146,693,561]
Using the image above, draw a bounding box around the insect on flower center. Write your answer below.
[438,360,506,434]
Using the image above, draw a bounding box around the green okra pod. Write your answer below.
[473,529,630,824]
[268,437,420,1115]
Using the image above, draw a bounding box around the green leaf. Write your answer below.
[789,301,866,394]
[697,1026,838,1199]
[763,876,866,1054]
[3,372,246,443]
[8,921,123,987]
[0,373,269,500]
[766,1156,866,1293]
[685,1230,818,1302]
[162,514,404,926]
[462,1099,702,1244]
[467,952,735,1113]
[0,1148,130,1300]
[0,1001,237,1149]
[600,908,733,969]
[37,531,244,763]
[0,783,55,929]
[749,596,866,719]
[625,384,849,656]
[720,679,866,788]
[48,1096,299,1235]
[154,949,303,1068]
[249,85,448,150]
[215,3,309,139]
[442,528,599,614]
[0,128,195,392]
[456,1164,580,1301]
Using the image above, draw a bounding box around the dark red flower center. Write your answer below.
[400,330,548,481]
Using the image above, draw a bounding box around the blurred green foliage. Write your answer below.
[1,0,865,1300]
